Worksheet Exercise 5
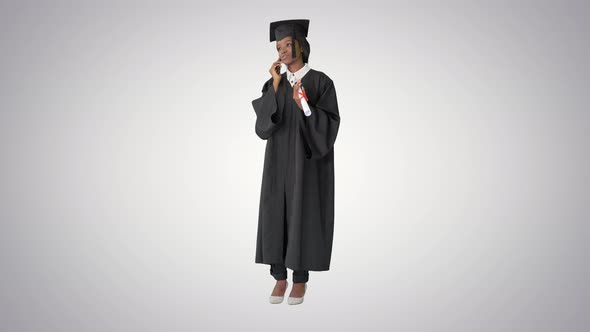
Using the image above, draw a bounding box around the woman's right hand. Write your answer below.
[269,58,282,82]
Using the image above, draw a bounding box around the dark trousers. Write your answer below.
[270,263,309,283]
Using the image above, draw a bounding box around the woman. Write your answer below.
[252,19,340,305]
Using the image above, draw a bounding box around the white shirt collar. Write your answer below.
[286,63,311,86]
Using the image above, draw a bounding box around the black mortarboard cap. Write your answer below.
[269,19,310,59]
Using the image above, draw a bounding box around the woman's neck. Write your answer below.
[287,60,304,74]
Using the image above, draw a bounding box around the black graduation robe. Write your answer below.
[252,68,340,271]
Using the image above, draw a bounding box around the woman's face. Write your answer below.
[276,36,301,65]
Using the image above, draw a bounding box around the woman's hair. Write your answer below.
[297,37,311,63]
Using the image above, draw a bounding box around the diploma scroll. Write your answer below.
[298,86,312,116]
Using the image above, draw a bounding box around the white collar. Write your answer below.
[286,63,311,86]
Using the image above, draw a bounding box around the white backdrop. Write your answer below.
[1,1,589,331]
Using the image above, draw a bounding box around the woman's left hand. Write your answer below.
[292,81,304,111]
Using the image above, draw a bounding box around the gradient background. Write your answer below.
[1,1,589,331]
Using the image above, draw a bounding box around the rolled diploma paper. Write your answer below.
[298,86,312,116]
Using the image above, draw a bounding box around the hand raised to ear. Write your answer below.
[269,58,282,82]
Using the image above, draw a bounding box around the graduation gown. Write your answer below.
[252,68,340,271]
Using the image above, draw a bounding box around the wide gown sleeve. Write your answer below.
[299,79,341,160]
[252,78,283,140]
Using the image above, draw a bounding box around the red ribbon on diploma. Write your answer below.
[298,87,309,102]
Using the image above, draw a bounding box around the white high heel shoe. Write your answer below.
[269,281,288,304]
[287,283,307,305]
